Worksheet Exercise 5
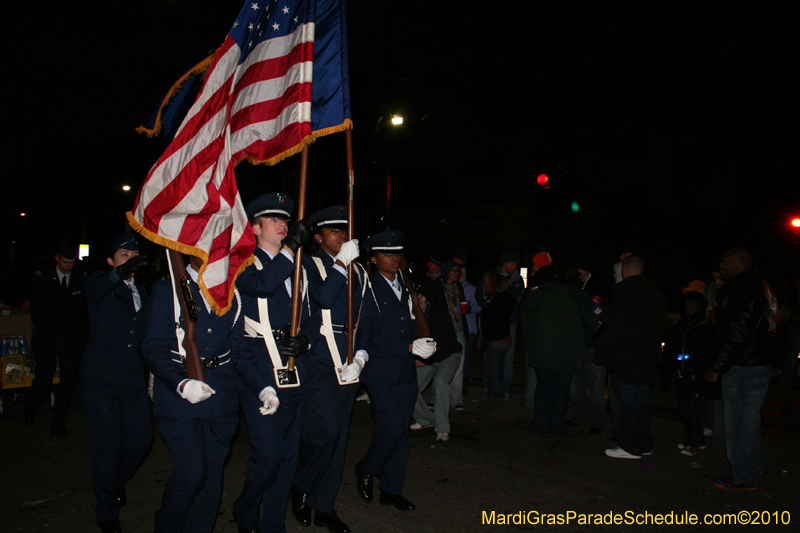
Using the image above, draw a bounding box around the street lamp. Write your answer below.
[122,185,131,192]
[391,115,403,126]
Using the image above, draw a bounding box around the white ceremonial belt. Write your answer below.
[312,256,355,386]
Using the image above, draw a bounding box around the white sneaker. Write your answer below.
[677,443,688,450]
[409,422,433,430]
[641,449,654,456]
[436,433,449,442]
[703,427,713,437]
[605,447,641,459]
[681,447,697,456]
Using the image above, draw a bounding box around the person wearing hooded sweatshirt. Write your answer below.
[476,251,524,400]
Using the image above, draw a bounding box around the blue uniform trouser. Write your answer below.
[362,379,417,495]
[82,378,153,523]
[26,342,80,426]
[234,388,306,533]
[154,413,238,533]
[293,369,358,513]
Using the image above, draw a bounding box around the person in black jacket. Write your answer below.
[594,256,666,459]
[23,238,87,436]
[81,232,151,533]
[478,272,516,409]
[411,261,467,442]
[705,248,775,490]
[662,291,711,457]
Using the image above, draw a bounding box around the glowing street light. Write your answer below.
[122,185,131,191]
[390,115,403,126]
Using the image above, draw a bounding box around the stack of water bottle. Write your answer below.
[1,335,31,382]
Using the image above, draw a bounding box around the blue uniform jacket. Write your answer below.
[302,250,367,368]
[234,247,322,399]
[29,266,87,350]
[356,273,418,386]
[80,270,149,388]
[142,277,243,419]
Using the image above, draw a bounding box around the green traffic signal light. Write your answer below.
[570,201,580,213]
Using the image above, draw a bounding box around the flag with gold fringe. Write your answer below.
[128,0,351,314]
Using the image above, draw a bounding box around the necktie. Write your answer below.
[61,276,67,292]
[126,281,142,312]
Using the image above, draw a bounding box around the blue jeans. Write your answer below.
[484,343,508,399]
[569,347,607,428]
[722,364,771,486]
[609,374,653,456]
[531,367,574,440]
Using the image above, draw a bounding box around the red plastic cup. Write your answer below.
[459,301,469,314]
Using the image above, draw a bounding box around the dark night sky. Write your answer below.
[2,1,798,291]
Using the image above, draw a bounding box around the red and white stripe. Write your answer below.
[130,22,315,314]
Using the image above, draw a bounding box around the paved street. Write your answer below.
[2,351,799,532]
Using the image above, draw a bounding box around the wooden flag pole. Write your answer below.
[168,249,206,382]
[346,128,355,365]
[288,144,310,371]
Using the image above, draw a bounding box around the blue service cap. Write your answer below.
[308,205,348,232]
[56,238,78,259]
[362,230,405,255]
[245,193,294,221]
[111,232,139,251]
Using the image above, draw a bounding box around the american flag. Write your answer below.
[128,0,351,314]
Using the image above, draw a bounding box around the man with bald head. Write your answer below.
[594,255,666,459]
[706,248,774,490]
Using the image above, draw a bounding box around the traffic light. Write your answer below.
[791,217,800,229]
[570,201,580,213]
[536,173,549,187]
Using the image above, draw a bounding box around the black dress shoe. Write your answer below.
[237,526,256,533]
[290,486,312,527]
[23,408,35,425]
[379,492,416,511]
[98,520,122,533]
[314,510,351,533]
[355,460,373,502]
[51,424,71,437]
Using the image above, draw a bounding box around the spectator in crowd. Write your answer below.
[521,259,597,443]
[662,291,711,457]
[454,262,481,408]
[24,238,87,437]
[568,260,609,435]
[594,256,666,459]
[81,233,151,533]
[779,278,799,389]
[520,252,553,410]
[411,261,466,442]
[706,248,775,490]
[477,251,524,400]
[477,272,516,410]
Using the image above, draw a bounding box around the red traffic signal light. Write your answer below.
[791,217,800,229]
[536,173,549,186]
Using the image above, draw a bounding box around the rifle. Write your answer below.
[167,249,205,382]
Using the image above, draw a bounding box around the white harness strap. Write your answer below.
[166,249,187,359]
[311,257,345,373]
[243,255,292,375]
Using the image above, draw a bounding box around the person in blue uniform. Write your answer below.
[24,238,87,436]
[290,205,368,533]
[142,252,244,533]
[81,232,152,533]
[354,231,437,512]
[232,193,319,533]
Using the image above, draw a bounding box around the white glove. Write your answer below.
[338,350,369,382]
[259,386,280,415]
[180,380,216,404]
[334,239,360,267]
[412,337,437,359]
